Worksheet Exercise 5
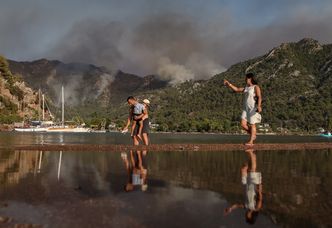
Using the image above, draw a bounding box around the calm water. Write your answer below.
[0,132,330,146]
[0,133,331,227]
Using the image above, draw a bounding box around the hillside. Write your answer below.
[150,38,332,133]
[8,59,169,122]
[5,38,332,132]
[0,56,39,125]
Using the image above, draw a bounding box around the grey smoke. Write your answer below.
[46,71,84,106]
[1,1,332,83]
[96,73,114,98]
[49,13,227,83]
[44,66,114,106]
[48,6,332,82]
[51,20,125,71]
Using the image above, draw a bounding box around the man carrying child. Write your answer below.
[123,96,150,145]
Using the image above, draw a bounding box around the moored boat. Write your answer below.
[44,86,91,133]
[320,132,332,137]
[14,126,48,132]
[46,126,90,133]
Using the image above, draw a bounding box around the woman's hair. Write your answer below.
[246,73,258,85]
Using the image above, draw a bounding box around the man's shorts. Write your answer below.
[133,118,150,135]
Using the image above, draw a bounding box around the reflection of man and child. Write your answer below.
[224,149,263,225]
[121,150,148,192]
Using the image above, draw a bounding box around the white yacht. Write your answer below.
[15,91,53,132]
[45,86,91,133]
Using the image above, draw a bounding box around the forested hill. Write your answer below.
[7,59,168,123]
[3,38,332,133]
[149,38,332,132]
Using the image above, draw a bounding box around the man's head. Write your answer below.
[127,96,137,106]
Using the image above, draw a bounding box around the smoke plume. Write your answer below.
[1,0,332,83]
[50,12,226,82]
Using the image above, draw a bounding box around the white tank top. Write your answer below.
[243,85,257,111]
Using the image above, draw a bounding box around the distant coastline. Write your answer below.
[1,125,322,136]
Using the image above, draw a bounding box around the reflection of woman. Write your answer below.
[224,73,262,146]
[121,150,148,192]
[224,149,263,225]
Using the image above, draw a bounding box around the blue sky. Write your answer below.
[0,0,331,79]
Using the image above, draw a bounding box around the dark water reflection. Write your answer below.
[0,149,331,227]
[0,132,331,146]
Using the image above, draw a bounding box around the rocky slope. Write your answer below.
[8,59,168,121]
[0,56,39,124]
[8,59,168,106]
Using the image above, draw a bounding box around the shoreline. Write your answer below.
[0,129,323,137]
[8,142,332,152]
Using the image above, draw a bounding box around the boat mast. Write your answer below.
[42,94,45,121]
[61,86,64,127]
[38,89,41,121]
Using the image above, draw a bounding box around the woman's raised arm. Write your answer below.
[224,80,244,93]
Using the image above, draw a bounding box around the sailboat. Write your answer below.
[46,86,90,133]
[14,90,53,132]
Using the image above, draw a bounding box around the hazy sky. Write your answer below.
[1,0,332,80]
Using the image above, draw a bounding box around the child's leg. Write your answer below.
[131,120,137,136]
[138,115,147,137]
[138,120,144,135]
[137,120,143,140]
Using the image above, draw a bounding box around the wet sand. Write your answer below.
[0,176,276,228]
[6,142,332,152]
[1,149,331,227]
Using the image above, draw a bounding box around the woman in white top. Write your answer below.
[224,73,262,146]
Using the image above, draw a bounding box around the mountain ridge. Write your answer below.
[0,56,40,125]
[3,38,332,132]
[150,38,332,132]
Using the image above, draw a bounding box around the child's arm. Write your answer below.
[141,113,148,120]
[138,119,144,136]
